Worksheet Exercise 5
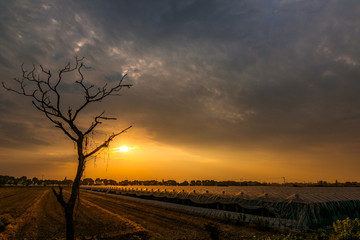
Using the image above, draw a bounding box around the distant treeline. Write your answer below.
[1,175,359,187]
[0,175,72,186]
[86,179,360,187]
[82,178,266,186]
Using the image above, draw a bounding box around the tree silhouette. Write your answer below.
[2,56,132,240]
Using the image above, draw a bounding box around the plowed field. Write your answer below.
[0,187,278,240]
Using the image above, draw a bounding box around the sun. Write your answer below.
[115,146,135,152]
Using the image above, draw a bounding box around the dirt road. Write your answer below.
[0,188,273,240]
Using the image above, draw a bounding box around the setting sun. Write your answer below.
[114,146,135,152]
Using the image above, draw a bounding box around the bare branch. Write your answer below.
[72,72,132,121]
[4,56,132,156]
[68,107,72,119]
[83,112,117,136]
[31,101,77,142]
[84,125,132,159]
[52,186,67,208]
[55,124,78,142]
[3,78,36,97]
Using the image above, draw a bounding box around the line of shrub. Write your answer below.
[253,217,360,240]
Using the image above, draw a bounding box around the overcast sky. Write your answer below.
[1,0,360,182]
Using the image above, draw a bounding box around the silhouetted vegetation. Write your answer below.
[0,175,72,187]
[333,217,360,240]
[1,175,360,187]
[253,217,360,240]
[253,218,270,231]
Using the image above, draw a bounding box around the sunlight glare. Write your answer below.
[115,146,135,153]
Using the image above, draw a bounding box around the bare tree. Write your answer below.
[2,57,132,240]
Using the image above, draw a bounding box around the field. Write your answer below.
[0,187,283,240]
[83,185,360,232]
[92,185,360,202]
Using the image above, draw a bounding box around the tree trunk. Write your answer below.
[55,139,85,240]
[64,153,85,240]
[65,205,75,240]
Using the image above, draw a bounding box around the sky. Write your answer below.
[1,0,360,182]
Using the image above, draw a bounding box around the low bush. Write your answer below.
[129,235,142,240]
[253,218,270,231]
[253,218,360,240]
[332,217,360,240]
[253,234,305,240]
[311,231,331,240]
[235,213,247,226]
[221,212,232,223]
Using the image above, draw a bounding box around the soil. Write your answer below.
[0,187,283,240]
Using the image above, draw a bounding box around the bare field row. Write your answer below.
[0,187,277,240]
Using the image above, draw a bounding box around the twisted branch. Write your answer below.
[2,56,132,145]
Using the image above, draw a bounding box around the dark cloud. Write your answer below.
[0,119,50,149]
[1,0,360,178]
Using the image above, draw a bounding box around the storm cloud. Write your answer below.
[1,0,360,180]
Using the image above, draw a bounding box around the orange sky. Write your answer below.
[1,121,359,182]
[1,1,360,183]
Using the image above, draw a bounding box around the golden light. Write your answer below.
[114,146,135,152]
